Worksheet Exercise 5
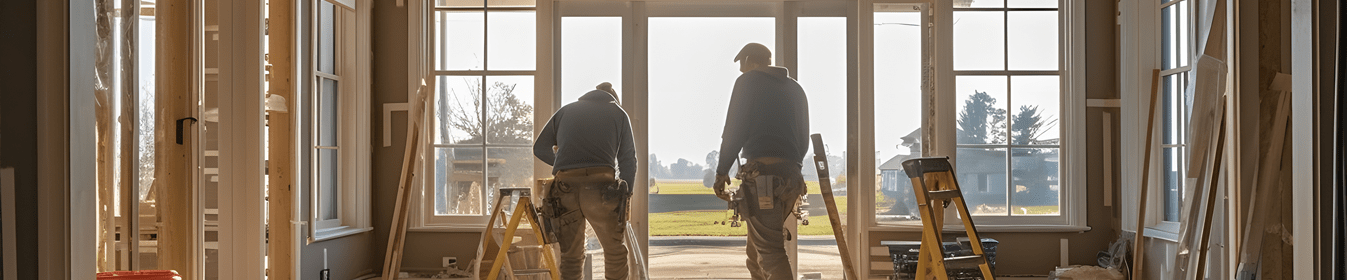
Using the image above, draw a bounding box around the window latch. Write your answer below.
[176,117,199,145]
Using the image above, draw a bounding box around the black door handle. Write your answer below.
[176,117,198,145]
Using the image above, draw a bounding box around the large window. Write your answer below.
[1158,0,1192,223]
[426,0,537,225]
[951,0,1063,218]
[313,0,343,231]
[309,0,372,240]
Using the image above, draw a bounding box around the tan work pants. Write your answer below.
[738,161,805,280]
[554,167,629,280]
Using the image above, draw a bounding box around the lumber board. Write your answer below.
[381,81,429,279]
[95,0,116,271]
[1192,103,1228,279]
[265,0,295,278]
[1131,69,1162,280]
[1234,91,1291,279]
[809,134,858,280]
[155,0,196,277]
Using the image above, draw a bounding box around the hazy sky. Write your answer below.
[440,4,1061,171]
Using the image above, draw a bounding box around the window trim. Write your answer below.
[308,0,374,242]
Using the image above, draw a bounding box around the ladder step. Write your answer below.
[513,269,552,274]
[942,254,986,268]
[927,190,962,200]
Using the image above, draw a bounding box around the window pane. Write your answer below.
[960,0,1004,8]
[318,148,339,220]
[318,0,336,74]
[561,17,622,104]
[1010,148,1059,216]
[800,17,851,225]
[648,17,774,180]
[1162,74,1185,145]
[434,147,487,215]
[1007,0,1058,8]
[487,147,534,192]
[956,147,1008,216]
[318,78,338,146]
[435,11,485,71]
[1161,1,1190,70]
[1007,11,1058,71]
[953,11,1005,70]
[956,76,1008,145]
[1162,146,1183,221]
[435,76,484,145]
[1161,4,1176,70]
[487,11,536,71]
[436,0,536,8]
[873,10,924,223]
[485,76,535,144]
[1009,75,1060,145]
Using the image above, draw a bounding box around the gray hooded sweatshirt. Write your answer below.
[715,66,811,175]
[534,90,638,184]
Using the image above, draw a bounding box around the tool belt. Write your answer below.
[736,158,805,213]
[538,166,632,233]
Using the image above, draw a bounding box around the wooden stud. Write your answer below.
[381,82,430,279]
[266,0,296,278]
[156,0,196,277]
[1131,69,1162,280]
[1192,102,1228,279]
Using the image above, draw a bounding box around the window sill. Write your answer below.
[1140,227,1180,242]
[870,224,1092,233]
[311,226,373,243]
[409,225,537,233]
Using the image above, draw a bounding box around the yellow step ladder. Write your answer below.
[475,187,561,280]
[902,157,995,280]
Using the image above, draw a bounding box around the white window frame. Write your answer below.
[865,0,1088,231]
[308,0,373,242]
[414,1,542,229]
[1119,0,1202,242]
[1151,0,1197,236]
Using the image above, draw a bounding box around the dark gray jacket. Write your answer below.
[534,90,638,184]
[716,66,811,175]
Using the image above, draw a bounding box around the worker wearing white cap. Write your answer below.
[535,82,637,280]
[713,43,811,280]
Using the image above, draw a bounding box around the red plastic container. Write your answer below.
[96,270,183,280]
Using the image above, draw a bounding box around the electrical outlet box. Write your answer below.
[443,257,458,268]
[319,269,331,280]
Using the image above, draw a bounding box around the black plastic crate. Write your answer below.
[882,238,998,280]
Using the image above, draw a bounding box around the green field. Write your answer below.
[650,179,828,195]
[649,210,844,236]
[648,193,848,236]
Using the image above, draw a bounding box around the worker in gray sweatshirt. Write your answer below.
[713,42,811,280]
[534,82,637,280]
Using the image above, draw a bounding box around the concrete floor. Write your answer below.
[644,236,844,280]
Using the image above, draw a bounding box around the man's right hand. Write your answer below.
[713,174,733,202]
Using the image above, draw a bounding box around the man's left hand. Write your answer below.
[713,174,733,202]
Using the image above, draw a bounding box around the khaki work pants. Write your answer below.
[738,161,805,280]
[554,167,629,280]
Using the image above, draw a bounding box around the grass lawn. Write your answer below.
[649,194,848,236]
[649,210,843,236]
[652,179,827,195]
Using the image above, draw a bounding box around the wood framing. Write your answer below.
[382,83,429,279]
[1130,69,1161,279]
[267,0,297,278]
[155,0,196,276]
[118,0,143,271]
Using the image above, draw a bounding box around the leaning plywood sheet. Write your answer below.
[1185,55,1229,181]
[1234,91,1290,280]
[1170,54,1229,280]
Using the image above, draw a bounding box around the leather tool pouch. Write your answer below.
[604,179,632,225]
[536,180,567,243]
